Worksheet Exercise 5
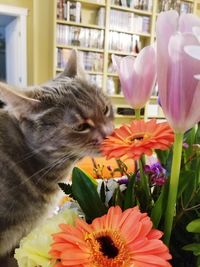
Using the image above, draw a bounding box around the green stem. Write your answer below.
[163,132,184,246]
[135,109,141,120]
[139,157,151,202]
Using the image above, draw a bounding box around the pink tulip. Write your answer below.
[156,10,200,133]
[112,46,156,109]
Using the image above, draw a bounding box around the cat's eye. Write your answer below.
[103,105,110,116]
[73,123,91,133]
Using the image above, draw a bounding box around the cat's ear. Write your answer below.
[0,82,41,119]
[59,49,87,79]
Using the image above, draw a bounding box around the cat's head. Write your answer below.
[0,50,114,161]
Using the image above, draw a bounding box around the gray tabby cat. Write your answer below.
[0,50,114,259]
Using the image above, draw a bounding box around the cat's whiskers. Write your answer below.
[33,154,72,192]
[1,153,74,196]
[14,146,44,165]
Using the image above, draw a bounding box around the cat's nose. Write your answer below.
[101,123,114,139]
[93,123,114,146]
[93,124,114,146]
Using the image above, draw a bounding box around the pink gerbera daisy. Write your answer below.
[49,206,172,267]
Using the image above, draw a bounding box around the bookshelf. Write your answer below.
[54,0,198,126]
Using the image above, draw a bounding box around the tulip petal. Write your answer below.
[156,10,179,115]
[194,74,200,80]
[160,32,200,132]
[156,11,179,59]
[184,45,200,60]
[119,56,136,101]
[179,13,200,33]
[116,46,156,109]
[192,26,200,41]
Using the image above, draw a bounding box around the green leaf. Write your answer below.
[183,243,200,255]
[177,171,195,199]
[195,124,200,144]
[150,184,168,228]
[100,181,106,203]
[58,183,73,197]
[123,174,136,210]
[114,187,123,207]
[182,172,196,206]
[184,127,196,159]
[187,219,200,233]
[155,149,170,166]
[72,167,107,222]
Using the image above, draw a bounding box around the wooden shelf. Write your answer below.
[109,27,151,37]
[56,19,105,30]
[54,0,196,125]
[107,73,118,77]
[110,4,152,16]
[115,114,135,118]
[71,0,106,8]
[108,50,137,56]
[56,44,104,53]
[109,94,124,98]
[56,68,103,75]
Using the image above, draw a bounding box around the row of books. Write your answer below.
[57,0,81,22]
[158,0,193,13]
[56,0,105,26]
[56,25,104,49]
[111,0,153,11]
[107,77,121,95]
[109,32,141,53]
[57,48,104,72]
[89,75,103,88]
[110,10,151,33]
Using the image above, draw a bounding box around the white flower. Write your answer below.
[15,208,77,267]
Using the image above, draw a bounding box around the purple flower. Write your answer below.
[117,177,129,186]
[144,162,167,186]
[183,142,189,149]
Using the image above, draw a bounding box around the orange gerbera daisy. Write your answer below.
[101,119,174,160]
[49,206,172,267]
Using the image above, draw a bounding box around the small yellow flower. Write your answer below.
[15,208,77,267]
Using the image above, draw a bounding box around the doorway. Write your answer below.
[0,5,28,87]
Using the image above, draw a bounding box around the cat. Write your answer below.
[0,49,114,259]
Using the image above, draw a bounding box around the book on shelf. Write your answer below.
[121,0,127,7]
[57,0,105,27]
[111,0,153,11]
[97,7,105,27]
[57,48,104,72]
[158,0,193,13]
[107,77,116,95]
[108,55,123,73]
[129,0,153,10]
[57,0,81,22]
[89,75,103,88]
[109,9,151,33]
[109,31,141,53]
[56,48,103,88]
[56,25,104,49]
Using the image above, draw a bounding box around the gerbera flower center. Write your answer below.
[85,230,129,267]
[126,132,150,144]
[96,236,119,258]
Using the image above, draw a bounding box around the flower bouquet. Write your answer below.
[15,10,200,267]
